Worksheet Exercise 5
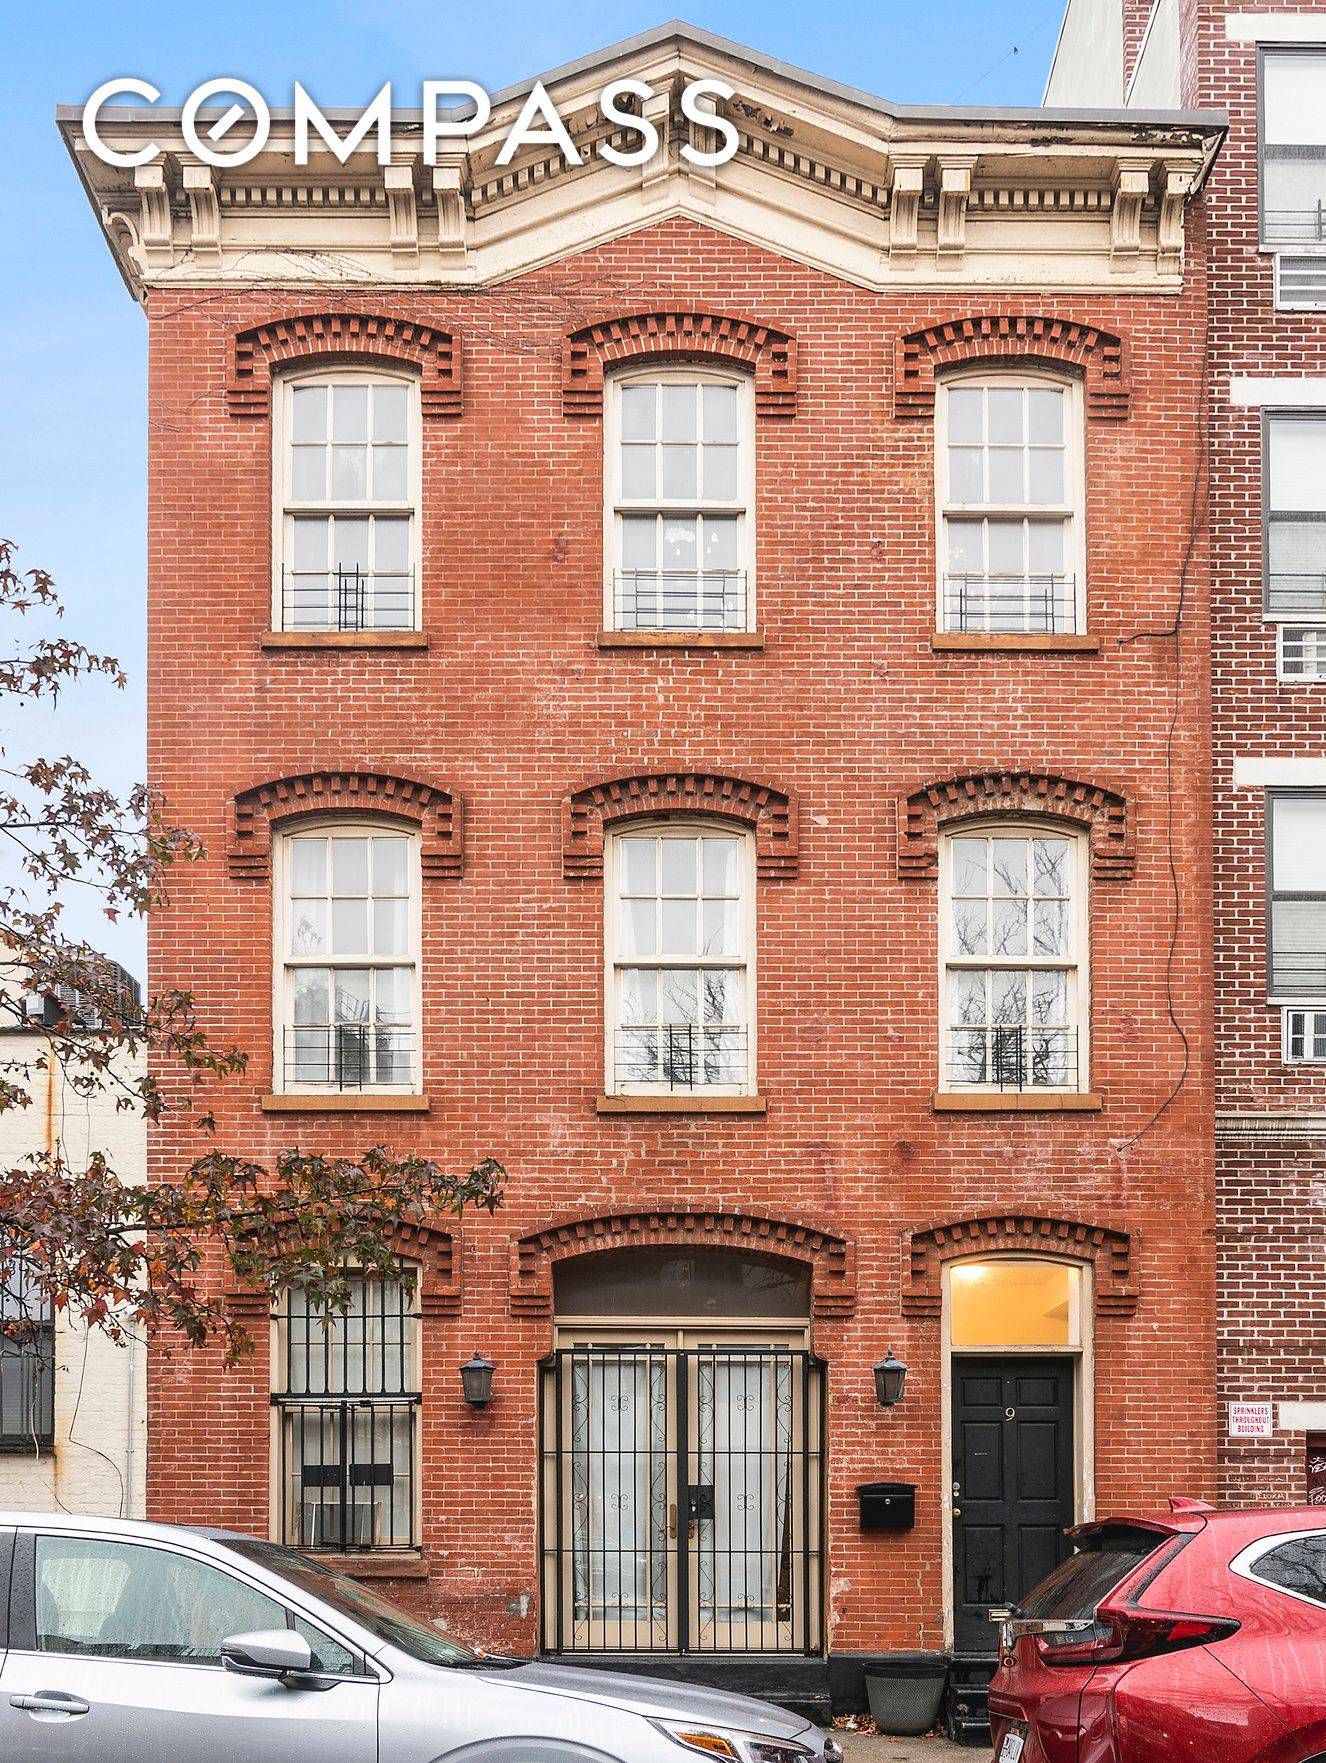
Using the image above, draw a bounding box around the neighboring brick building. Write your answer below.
[62,26,1223,1730]
[1049,1,1326,1512]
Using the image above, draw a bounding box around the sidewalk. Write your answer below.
[836,1734,987,1761]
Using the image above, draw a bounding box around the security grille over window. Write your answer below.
[1268,795,1326,997]
[276,1273,419,1552]
[1279,625,1326,680]
[540,1345,824,1655]
[281,829,416,1092]
[279,375,417,632]
[940,377,1081,635]
[0,1254,55,1450]
[942,829,1085,1091]
[609,374,752,633]
[1262,52,1326,249]
[1284,1007,1326,1064]
[1266,415,1326,615]
[608,826,753,1095]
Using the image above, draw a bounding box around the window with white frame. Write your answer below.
[1284,1007,1326,1064]
[278,825,417,1091]
[938,374,1084,636]
[1268,793,1326,998]
[1279,625,1326,681]
[276,371,418,632]
[606,823,754,1094]
[941,825,1087,1091]
[1265,414,1326,619]
[275,1271,420,1552]
[1261,50,1326,247]
[606,370,753,633]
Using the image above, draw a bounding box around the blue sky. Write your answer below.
[2,1,1063,978]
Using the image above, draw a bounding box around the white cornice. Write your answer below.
[57,28,1224,303]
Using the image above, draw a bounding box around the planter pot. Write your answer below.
[864,1653,949,1737]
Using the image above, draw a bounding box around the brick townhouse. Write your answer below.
[1049,0,1326,1512]
[62,26,1223,1730]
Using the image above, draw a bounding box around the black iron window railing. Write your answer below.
[615,1024,750,1092]
[614,570,748,633]
[1265,201,1326,245]
[283,1024,413,1091]
[282,566,416,633]
[947,1025,1080,1091]
[540,1345,824,1656]
[276,1398,418,1552]
[0,1257,55,1451]
[944,573,1078,635]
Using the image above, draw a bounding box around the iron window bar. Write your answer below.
[946,1025,1080,1092]
[0,1255,55,1451]
[614,1024,750,1093]
[614,570,748,633]
[944,573,1077,635]
[283,1023,414,1092]
[282,565,416,633]
[1264,201,1326,245]
[275,1396,419,1553]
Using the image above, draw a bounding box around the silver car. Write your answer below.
[0,1512,841,1762]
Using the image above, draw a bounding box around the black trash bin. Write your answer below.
[863,1652,949,1737]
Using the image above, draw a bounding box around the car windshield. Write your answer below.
[1020,1526,1168,1621]
[219,1538,481,1666]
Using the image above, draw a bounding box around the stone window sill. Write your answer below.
[261,1092,431,1114]
[931,632,1100,654]
[597,1093,768,1116]
[932,1090,1103,1114]
[597,629,764,651]
[305,1550,429,1579]
[261,631,429,652]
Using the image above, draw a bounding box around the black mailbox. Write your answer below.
[857,1481,916,1533]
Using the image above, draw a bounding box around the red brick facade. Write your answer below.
[139,207,1217,1683]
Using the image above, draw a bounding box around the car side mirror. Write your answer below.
[221,1629,314,1680]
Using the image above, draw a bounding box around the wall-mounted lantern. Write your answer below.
[460,1350,496,1409]
[873,1349,908,1408]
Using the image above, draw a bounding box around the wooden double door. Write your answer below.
[951,1356,1076,1653]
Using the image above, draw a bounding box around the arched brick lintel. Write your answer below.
[903,1214,1138,1319]
[227,771,463,881]
[894,314,1130,421]
[562,311,799,418]
[227,311,463,419]
[563,770,799,880]
[510,1207,856,1319]
[897,769,1135,884]
[224,1218,461,1320]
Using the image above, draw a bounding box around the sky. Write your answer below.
[1,0,1065,981]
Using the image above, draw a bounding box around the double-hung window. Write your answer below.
[275,1273,420,1552]
[1268,793,1326,998]
[1265,413,1326,628]
[278,825,417,1092]
[1261,51,1326,248]
[276,371,418,631]
[941,825,1087,1092]
[939,374,1084,636]
[607,370,753,633]
[0,1254,54,1450]
[607,823,754,1095]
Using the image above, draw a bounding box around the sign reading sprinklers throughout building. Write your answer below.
[81,76,741,170]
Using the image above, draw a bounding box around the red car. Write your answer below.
[988,1500,1326,1763]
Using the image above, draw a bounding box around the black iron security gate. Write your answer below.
[540,1344,825,1655]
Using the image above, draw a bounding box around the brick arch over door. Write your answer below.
[561,311,799,418]
[562,769,799,880]
[897,768,1135,884]
[509,1207,856,1319]
[226,310,463,419]
[227,770,464,880]
[902,1213,1139,1320]
[893,314,1130,421]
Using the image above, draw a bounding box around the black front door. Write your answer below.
[951,1356,1075,1653]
